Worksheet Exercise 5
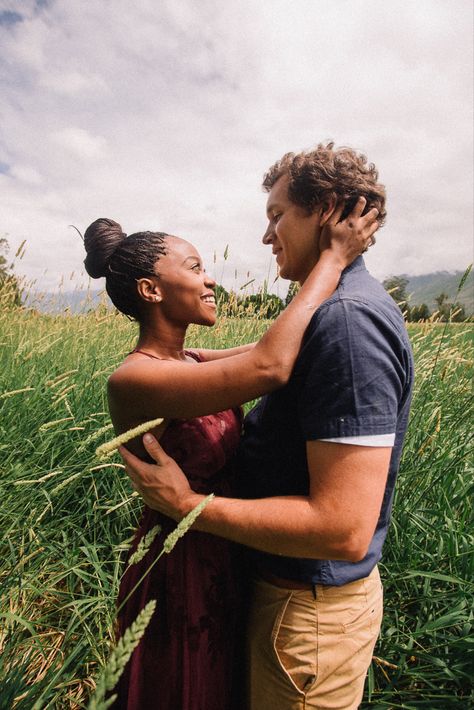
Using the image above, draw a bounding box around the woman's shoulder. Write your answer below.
[107,357,139,392]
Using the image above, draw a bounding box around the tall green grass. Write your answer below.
[0,291,472,708]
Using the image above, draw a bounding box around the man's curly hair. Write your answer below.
[262,141,386,226]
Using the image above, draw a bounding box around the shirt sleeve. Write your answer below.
[297,298,406,441]
[318,433,396,446]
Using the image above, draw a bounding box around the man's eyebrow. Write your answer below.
[182,255,200,265]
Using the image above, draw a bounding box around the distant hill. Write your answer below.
[404,269,473,313]
[25,268,474,316]
[25,289,109,314]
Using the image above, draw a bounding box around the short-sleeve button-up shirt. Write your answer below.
[237,256,414,586]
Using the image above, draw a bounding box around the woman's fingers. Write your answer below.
[349,196,367,219]
[362,206,379,225]
[368,220,379,236]
[329,202,345,225]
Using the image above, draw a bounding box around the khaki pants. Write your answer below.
[247,566,383,710]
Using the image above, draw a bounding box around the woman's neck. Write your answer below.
[136,322,188,361]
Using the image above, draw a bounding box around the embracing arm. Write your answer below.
[109,200,379,420]
[120,437,391,561]
[190,343,257,361]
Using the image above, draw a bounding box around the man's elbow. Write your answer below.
[344,541,370,563]
[329,532,371,563]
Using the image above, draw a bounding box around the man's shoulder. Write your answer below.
[297,273,412,375]
[307,268,406,337]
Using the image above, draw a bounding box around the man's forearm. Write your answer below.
[120,436,386,564]
[181,493,361,561]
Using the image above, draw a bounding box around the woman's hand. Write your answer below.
[319,197,379,270]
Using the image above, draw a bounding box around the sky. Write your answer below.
[1,0,473,296]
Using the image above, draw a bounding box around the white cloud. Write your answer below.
[52,127,108,161]
[0,0,472,292]
[40,70,108,96]
[10,163,43,184]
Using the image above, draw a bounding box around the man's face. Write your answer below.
[262,175,322,284]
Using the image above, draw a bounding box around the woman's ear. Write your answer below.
[136,277,162,304]
[319,193,337,227]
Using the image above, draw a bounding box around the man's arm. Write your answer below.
[120,436,391,562]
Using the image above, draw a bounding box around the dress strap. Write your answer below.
[128,348,166,360]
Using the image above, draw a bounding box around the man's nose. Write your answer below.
[262,224,273,244]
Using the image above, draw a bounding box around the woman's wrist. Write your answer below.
[317,248,348,273]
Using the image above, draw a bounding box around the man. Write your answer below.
[120,142,414,709]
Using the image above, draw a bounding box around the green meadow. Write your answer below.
[0,290,473,708]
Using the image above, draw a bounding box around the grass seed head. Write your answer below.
[95,417,164,458]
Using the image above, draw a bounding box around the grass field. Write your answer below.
[0,290,473,709]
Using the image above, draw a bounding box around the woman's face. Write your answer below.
[153,236,217,326]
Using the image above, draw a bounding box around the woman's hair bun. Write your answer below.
[83,218,126,278]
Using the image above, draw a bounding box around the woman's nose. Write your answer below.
[205,272,216,288]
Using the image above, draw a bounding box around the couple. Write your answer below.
[83,142,414,710]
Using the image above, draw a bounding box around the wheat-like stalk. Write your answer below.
[88,599,157,709]
[117,495,215,614]
[39,417,74,431]
[13,470,63,486]
[81,423,114,446]
[126,524,162,568]
[163,494,214,553]
[95,417,164,459]
[49,471,84,495]
[0,387,35,398]
[76,422,115,453]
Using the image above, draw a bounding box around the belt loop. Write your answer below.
[312,583,317,600]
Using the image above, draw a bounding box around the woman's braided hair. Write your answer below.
[83,218,168,320]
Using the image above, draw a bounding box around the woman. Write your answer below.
[83,200,377,710]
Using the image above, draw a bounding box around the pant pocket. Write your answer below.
[272,591,318,694]
[342,580,383,634]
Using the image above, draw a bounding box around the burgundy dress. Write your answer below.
[112,400,244,710]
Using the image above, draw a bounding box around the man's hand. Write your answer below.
[118,434,203,520]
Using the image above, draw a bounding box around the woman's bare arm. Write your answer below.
[189,343,256,361]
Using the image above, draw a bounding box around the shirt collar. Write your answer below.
[341,255,366,278]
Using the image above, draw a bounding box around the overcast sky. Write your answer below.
[1,0,473,295]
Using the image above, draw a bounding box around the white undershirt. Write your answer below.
[318,433,396,447]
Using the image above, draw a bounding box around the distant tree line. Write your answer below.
[382,275,470,322]
[217,274,471,323]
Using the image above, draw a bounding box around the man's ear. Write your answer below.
[318,193,337,227]
[136,277,162,304]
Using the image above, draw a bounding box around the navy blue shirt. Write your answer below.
[237,257,414,586]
